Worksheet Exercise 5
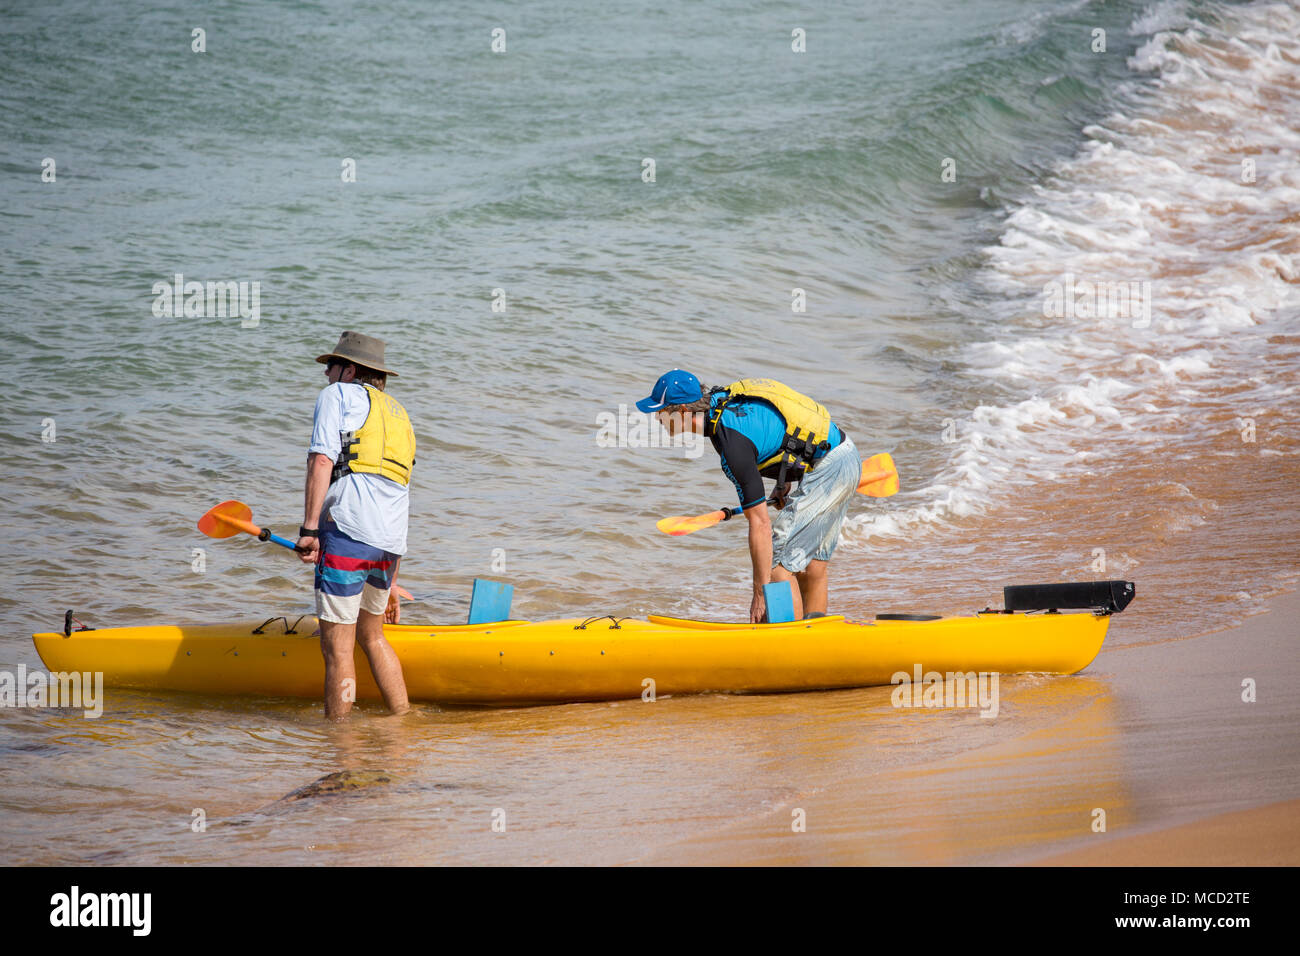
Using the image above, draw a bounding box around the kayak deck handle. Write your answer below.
[252,614,312,635]
[575,615,628,630]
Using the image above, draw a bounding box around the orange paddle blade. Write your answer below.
[197,500,260,539]
[657,511,728,536]
[393,585,414,601]
[857,453,899,497]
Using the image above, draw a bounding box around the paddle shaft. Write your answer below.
[262,530,303,551]
[858,467,891,488]
[659,450,898,536]
[711,469,891,521]
[688,466,894,532]
[213,512,303,552]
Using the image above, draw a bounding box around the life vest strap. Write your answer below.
[331,429,360,484]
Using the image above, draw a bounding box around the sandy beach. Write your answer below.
[639,589,1300,866]
[1029,797,1300,867]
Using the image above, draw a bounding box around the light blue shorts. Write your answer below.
[771,437,861,573]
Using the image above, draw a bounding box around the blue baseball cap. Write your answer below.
[635,369,703,413]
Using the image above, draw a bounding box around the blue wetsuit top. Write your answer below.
[707,393,842,511]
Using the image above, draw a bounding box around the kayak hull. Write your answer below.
[32,611,1110,705]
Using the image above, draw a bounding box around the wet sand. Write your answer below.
[640,589,1300,866]
[1028,797,1300,867]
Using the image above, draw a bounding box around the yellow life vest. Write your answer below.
[705,378,834,475]
[331,385,416,486]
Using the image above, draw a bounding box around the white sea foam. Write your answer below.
[849,0,1300,541]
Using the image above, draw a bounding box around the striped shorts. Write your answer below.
[314,519,399,625]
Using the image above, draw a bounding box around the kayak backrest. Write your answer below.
[468,579,514,625]
[1003,580,1136,613]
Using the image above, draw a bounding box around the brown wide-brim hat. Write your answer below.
[315,330,398,376]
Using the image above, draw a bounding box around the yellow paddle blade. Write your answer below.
[657,511,728,536]
[197,500,258,539]
[857,453,899,497]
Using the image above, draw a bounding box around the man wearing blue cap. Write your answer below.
[636,370,861,623]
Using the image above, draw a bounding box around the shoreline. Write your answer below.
[639,588,1300,866]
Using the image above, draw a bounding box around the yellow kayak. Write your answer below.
[32,590,1123,705]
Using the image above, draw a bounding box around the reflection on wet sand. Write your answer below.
[642,676,1126,865]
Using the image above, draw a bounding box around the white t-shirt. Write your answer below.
[309,382,410,555]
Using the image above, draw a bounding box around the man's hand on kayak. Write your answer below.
[296,537,320,563]
[744,504,773,623]
[384,589,401,624]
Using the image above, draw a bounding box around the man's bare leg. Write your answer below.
[356,608,410,715]
[768,563,805,620]
[319,620,358,720]
[794,559,829,617]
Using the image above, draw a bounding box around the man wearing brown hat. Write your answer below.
[296,331,415,719]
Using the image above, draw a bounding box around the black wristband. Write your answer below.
[298,526,319,539]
